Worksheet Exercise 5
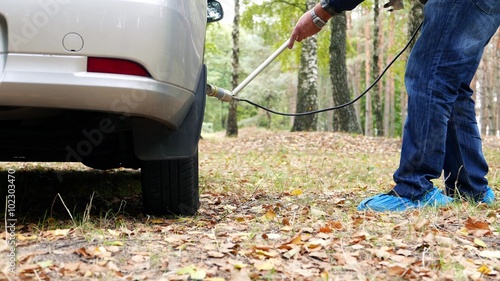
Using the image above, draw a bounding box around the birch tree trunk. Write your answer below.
[346,12,362,130]
[371,0,383,136]
[364,16,373,136]
[485,54,495,135]
[330,14,361,133]
[292,0,318,131]
[477,31,500,136]
[475,65,486,135]
[495,33,500,137]
[401,1,424,137]
[408,2,424,52]
[226,0,240,137]
[383,15,395,137]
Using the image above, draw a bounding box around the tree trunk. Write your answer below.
[364,15,373,136]
[495,33,500,137]
[330,13,361,134]
[372,0,383,136]
[401,1,424,137]
[226,0,240,137]
[408,2,424,51]
[292,0,319,131]
[485,54,495,135]
[383,15,395,137]
[475,64,485,135]
[346,12,362,130]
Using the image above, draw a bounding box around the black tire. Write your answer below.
[141,152,199,216]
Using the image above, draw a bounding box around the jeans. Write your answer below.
[393,0,500,200]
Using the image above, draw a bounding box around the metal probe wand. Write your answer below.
[207,39,290,102]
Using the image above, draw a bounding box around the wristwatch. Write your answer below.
[320,0,341,16]
[310,10,327,29]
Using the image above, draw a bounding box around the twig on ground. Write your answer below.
[51,193,75,226]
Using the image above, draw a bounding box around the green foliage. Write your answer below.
[204,18,295,132]
[203,1,432,137]
[233,34,295,130]
[241,0,305,71]
[205,23,232,131]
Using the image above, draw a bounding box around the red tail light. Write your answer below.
[87,57,151,77]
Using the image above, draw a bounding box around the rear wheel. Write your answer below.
[141,152,199,216]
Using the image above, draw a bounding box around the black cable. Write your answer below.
[235,21,423,117]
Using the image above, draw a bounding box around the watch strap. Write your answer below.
[310,10,327,28]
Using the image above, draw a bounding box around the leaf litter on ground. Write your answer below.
[0,128,499,280]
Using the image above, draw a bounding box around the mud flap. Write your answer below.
[132,65,207,160]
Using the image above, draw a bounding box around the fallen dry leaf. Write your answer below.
[264,210,276,220]
[388,264,407,276]
[465,217,490,231]
[413,218,429,231]
[208,251,225,258]
[478,264,491,275]
[479,250,500,259]
[254,260,275,271]
[474,238,487,248]
[282,246,300,259]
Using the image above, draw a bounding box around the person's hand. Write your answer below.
[287,10,322,49]
[383,0,404,11]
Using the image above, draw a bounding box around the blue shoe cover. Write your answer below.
[357,192,417,212]
[358,187,453,212]
[416,187,454,208]
[479,187,495,205]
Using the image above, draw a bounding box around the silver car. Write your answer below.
[0,0,224,215]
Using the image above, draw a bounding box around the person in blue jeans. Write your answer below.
[288,0,498,211]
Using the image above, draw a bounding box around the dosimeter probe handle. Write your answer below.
[232,39,290,96]
[206,39,289,102]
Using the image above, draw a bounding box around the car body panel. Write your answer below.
[0,0,207,126]
[0,54,193,127]
[1,0,207,88]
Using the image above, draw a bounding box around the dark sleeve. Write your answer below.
[328,0,364,12]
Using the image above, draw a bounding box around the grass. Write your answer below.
[1,128,499,280]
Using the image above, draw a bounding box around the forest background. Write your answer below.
[203,0,500,138]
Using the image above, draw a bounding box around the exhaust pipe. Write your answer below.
[206,84,237,102]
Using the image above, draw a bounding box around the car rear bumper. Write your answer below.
[0,54,195,127]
